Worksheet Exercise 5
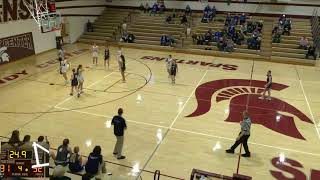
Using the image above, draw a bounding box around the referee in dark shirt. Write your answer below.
[226,111,251,157]
[111,108,127,160]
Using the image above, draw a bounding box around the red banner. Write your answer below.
[0,32,35,65]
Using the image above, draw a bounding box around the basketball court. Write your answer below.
[0,0,320,179]
[0,42,320,179]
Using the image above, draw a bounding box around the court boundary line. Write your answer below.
[295,66,320,140]
[52,106,320,158]
[0,47,90,90]
[298,80,320,140]
[54,72,115,108]
[135,70,209,179]
[54,106,169,129]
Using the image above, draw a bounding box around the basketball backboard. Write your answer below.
[22,0,61,33]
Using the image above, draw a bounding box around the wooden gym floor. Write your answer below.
[0,43,319,179]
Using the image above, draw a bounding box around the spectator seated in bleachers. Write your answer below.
[272,32,281,43]
[160,35,169,46]
[228,25,236,37]
[306,45,317,60]
[185,5,192,16]
[232,30,245,45]
[217,37,227,51]
[201,5,214,23]
[201,11,210,23]
[54,138,72,167]
[225,13,232,25]
[204,32,212,45]
[232,15,239,25]
[166,15,172,24]
[159,3,165,14]
[212,6,217,17]
[281,18,291,36]
[51,165,71,180]
[240,13,246,25]
[225,39,235,52]
[167,35,176,47]
[127,33,135,43]
[180,14,188,25]
[214,31,223,42]
[240,24,248,35]
[256,21,263,33]
[279,14,286,26]
[139,3,144,12]
[196,34,204,45]
[150,3,159,16]
[192,33,197,44]
[207,8,215,22]
[121,31,129,42]
[204,4,211,14]
[272,26,279,35]
[144,3,150,13]
[247,36,261,50]
[282,26,290,36]
[247,21,256,33]
[87,20,93,32]
[283,18,291,30]
[299,36,309,49]
[252,28,260,38]
[84,146,107,179]
[68,146,83,173]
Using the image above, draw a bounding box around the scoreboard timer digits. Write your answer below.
[0,142,49,178]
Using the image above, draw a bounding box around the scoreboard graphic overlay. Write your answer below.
[1,142,50,178]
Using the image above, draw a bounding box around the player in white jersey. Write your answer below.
[166,55,173,78]
[92,43,99,65]
[60,59,70,85]
[57,48,65,74]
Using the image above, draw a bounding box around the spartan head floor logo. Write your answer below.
[0,47,10,63]
[186,79,313,140]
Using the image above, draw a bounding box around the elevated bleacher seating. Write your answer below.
[125,13,187,48]
[78,8,130,44]
[271,18,314,64]
[77,7,316,65]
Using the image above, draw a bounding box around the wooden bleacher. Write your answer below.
[271,18,314,63]
[77,7,317,66]
[78,8,131,44]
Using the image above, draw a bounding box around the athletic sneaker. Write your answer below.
[241,153,251,157]
[117,156,126,160]
[267,97,271,100]
[77,93,80,98]
[225,149,234,154]
[258,96,264,100]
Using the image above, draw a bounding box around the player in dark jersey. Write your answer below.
[70,68,79,96]
[104,45,110,69]
[170,59,178,84]
[259,70,272,100]
[119,55,126,82]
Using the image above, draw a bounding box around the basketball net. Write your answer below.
[22,0,61,33]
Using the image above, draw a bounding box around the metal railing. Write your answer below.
[311,8,320,58]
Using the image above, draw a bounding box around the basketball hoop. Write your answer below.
[22,0,61,33]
